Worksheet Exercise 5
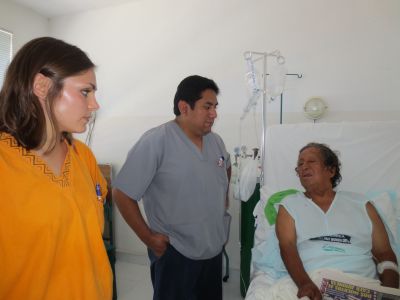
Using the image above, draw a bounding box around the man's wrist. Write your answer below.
[377,261,399,274]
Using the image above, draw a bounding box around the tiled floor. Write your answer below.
[115,256,243,300]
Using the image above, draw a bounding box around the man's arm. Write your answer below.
[112,188,169,257]
[276,206,322,300]
[366,202,399,288]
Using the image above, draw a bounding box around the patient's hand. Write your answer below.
[297,282,322,300]
[380,269,400,289]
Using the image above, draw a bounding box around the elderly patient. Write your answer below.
[275,143,399,300]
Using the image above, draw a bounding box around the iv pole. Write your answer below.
[243,50,284,187]
[270,73,303,124]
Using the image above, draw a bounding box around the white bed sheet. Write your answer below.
[246,268,400,300]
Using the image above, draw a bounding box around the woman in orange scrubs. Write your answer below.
[0,37,112,300]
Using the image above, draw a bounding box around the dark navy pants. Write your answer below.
[148,244,223,300]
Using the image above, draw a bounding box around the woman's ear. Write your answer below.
[33,73,52,102]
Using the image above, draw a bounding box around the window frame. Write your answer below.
[0,28,13,88]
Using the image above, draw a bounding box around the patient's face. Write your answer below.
[296,147,334,190]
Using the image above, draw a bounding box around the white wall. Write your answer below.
[47,0,400,270]
[0,1,48,53]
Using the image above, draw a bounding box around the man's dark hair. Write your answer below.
[173,75,219,116]
[298,142,342,188]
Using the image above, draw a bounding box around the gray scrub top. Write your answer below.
[114,120,230,259]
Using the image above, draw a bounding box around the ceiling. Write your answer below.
[10,0,138,18]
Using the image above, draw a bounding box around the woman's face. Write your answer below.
[296,147,335,190]
[53,68,99,134]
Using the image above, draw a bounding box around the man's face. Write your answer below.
[296,147,335,190]
[185,89,218,136]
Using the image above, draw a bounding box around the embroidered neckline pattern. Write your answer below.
[0,133,71,187]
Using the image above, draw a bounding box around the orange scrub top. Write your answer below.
[0,133,112,300]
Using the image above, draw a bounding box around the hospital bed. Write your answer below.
[244,121,400,299]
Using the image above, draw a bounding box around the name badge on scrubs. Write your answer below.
[95,183,104,203]
[217,156,225,167]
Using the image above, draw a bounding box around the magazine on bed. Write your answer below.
[320,278,400,300]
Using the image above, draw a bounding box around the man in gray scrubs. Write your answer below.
[113,75,231,300]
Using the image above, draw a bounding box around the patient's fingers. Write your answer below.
[297,282,322,300]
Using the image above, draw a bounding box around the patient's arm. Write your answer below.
[366,202,399,288]
[276,206,322,300]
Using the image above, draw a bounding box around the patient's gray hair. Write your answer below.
[299,142,342,188]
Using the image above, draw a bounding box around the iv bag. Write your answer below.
[241,69,262,120]
[245,69,261,98]
[266,63,287,100]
